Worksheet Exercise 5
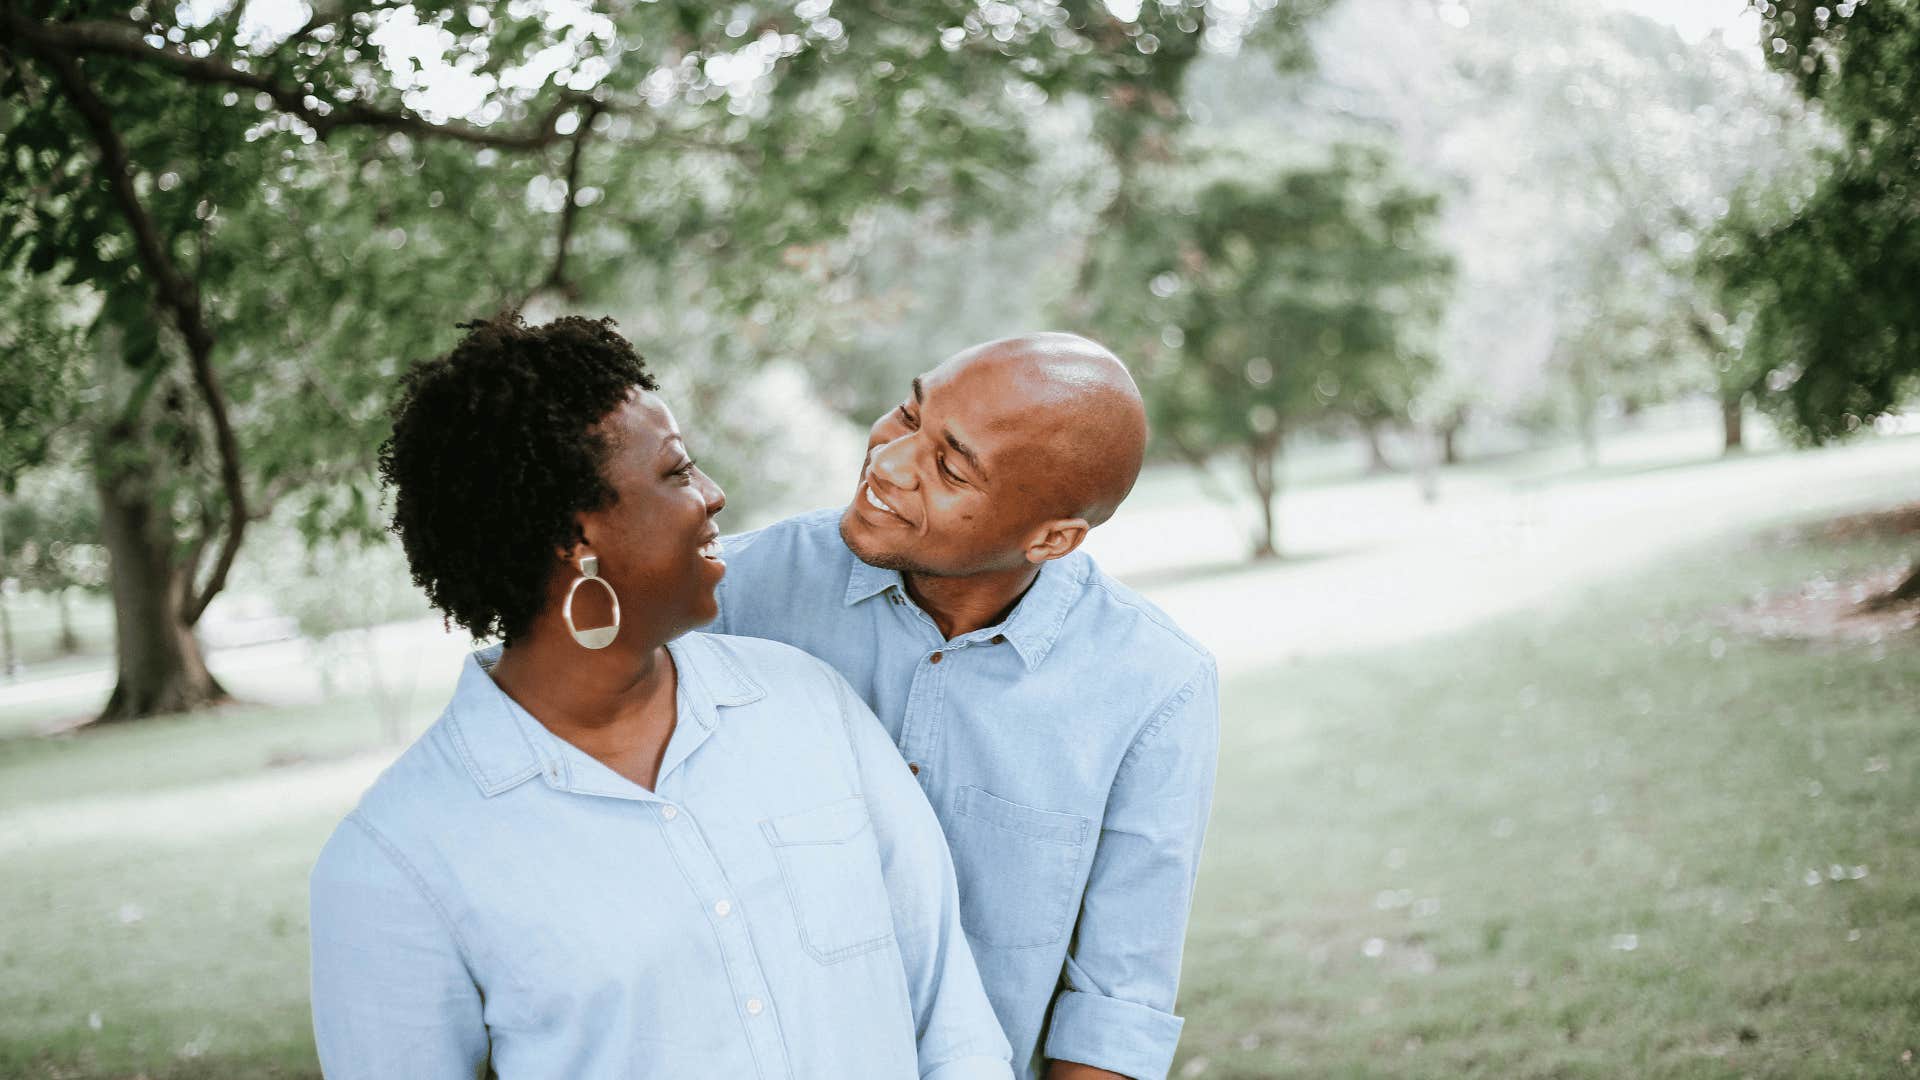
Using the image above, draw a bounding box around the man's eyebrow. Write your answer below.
[944,429,986,481]
[911,376,924,404]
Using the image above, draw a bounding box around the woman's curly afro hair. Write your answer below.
[378,313,656,644]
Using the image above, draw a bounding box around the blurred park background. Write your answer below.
[3,0,1919,1076]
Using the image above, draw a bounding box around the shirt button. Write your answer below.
[660,804,679,821]
[714,899,732,918]
[908,762,921,776]
[929,651,943,664]
[745,997,764,1016]
[990,634,1006,645]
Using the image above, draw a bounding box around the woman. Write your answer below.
[309,315,1011,1079]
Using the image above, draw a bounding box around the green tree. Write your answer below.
[1,463,106,658]
[1710,0,1920,605]
[1,0,1239,721]
[1105,145,1450,558]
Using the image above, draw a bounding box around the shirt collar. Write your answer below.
[841,544,1085,673]
[445,634,764,798]
[843,555,901,607]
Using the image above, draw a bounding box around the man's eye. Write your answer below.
[939,456,964,484]
[895,404,918,428]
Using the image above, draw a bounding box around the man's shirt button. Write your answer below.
[745,997,764,1016]
[929,651,943,664]
[714,899,732,918]
[908,762,921,776]
[990,634,1006,645]
[660,804,679,821]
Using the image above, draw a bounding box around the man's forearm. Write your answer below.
[1047,1061,1130,1080]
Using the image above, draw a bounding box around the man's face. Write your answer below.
[839,354,1056,577]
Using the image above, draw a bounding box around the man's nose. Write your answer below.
[868,436,918,490]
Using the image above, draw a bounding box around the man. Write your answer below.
[711,333,1218,1080]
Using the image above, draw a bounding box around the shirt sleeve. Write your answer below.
[834,674,1015,1080]
[1044,655,1220,1080]
[309,813,489,1080]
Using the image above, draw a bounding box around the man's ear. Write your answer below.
[1023,518,1090,564]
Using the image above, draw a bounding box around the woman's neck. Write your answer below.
[488,620,682,791]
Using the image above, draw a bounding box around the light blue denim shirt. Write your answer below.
[309,631,1012,1079]
[713,510,1220,1080]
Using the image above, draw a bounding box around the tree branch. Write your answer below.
[32,44,248,626]
[542,104,600,299]
[7,13,584,149]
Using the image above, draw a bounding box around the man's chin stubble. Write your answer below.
[838,513,938,575]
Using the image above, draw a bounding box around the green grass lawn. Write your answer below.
[1,510,1915,1078]
[1177,516,1920,1078]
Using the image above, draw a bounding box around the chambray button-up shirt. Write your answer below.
[714,510,1220,1080]
[309,631,1012,1079]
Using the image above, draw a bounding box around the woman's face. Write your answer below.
[572,389,727,645]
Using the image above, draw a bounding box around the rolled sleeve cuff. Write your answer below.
[922,1054,1015,1080]
[1043,989,1184,1080]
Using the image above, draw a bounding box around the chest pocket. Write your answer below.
[946,785,1091,950]
[761,796,895,963]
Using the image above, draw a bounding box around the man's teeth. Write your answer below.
[864,485,894,515]
[698,539,722,560]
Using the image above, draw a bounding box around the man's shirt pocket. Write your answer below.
[947,785,1091,950]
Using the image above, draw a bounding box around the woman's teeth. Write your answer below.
[698,539,723,560]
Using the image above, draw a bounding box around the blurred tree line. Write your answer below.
[1,0,1914,722]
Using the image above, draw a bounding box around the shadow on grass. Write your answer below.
[1511,446,1793,492]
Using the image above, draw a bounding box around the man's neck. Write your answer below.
[904,561,1042,641]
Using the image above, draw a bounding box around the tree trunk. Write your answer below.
[1364,420,1397,474]
[56,588,80,654]
[1248,433,1282,560]
[1577,404,1601,468]
[92,437,227,723]
[0,583,15,680]
[1721,394,1745,455]
[1439,417,1462,467]
[1861,560,1920,612]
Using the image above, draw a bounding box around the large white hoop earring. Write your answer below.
[563,555,620,650]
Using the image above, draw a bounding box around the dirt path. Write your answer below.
[1088,433,1920,675]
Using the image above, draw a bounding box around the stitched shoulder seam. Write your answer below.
[344,810,480,970]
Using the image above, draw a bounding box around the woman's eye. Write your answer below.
[674,459,698,479]
[895,405,918,428]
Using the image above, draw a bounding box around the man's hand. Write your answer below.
[1046,1062,1131,1080]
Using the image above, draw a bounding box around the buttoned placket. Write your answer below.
[883,586,1015,789]
[883,587,946,784]
[528,662,794,1080]
[649,789,790,1080]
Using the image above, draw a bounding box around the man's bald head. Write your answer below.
[841,331,1147,579]
[947,332,1147,528]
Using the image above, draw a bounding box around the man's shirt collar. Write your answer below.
[445,634,764,798]
[841,547,1086,673]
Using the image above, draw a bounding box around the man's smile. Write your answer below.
[859,479,911,526]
